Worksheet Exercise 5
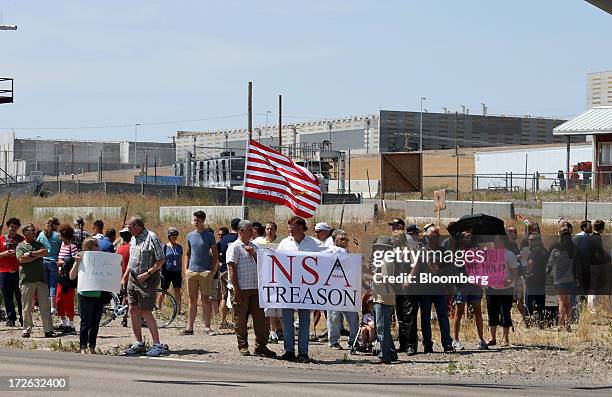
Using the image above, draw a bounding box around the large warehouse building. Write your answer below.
[0,132,175,181]
[175,110,583,161]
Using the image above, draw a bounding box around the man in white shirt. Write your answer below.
[314,223,334,249]
[277,216,320,363]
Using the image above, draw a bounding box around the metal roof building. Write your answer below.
[553,106,612,187]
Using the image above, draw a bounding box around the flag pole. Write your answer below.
[242,81,253,220]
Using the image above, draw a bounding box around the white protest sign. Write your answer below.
[77,251,123,293]
[257,249,362,312]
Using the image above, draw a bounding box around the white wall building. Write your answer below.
[474,144,592,191]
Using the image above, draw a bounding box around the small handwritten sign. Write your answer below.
[464,248,506,288]
[78,251,123,293]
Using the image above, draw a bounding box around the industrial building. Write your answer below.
[587,70,612,108]
[0,132,175,181]
[175,110,581,162]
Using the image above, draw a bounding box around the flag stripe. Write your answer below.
[244,173,321,206]
[245,165,322,199]
[244,139,321,218]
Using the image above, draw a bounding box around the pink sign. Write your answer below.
[464,248,506,288]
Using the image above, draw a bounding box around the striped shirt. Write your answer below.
[58,242,78,260]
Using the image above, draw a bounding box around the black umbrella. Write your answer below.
[447,213,506,237]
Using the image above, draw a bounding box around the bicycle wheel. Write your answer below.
[150,289,177,328]
[100,293,121,327]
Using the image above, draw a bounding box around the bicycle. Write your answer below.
[101,289,178,328]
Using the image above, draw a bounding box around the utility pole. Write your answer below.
[327,121,334,145]
[278,94,282,147]
[365,118,370,154]
[248,82,253,140]
[134,123,140,167]
[455,145,460,200]
[420,97,426,151]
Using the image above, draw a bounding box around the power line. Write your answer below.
[0,114,247,131]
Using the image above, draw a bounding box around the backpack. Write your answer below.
[58,256,78,290]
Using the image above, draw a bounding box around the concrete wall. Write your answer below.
[33,207,123,221]
[541,201,612,224]
[404,199,515,224]
[160,206,244,223]
[328,179,379,198]
[274,203,378,223]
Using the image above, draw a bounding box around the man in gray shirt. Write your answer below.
[182,211,219,336]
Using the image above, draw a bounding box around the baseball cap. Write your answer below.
[406,224,421,233]
[119,227,130,234]
[387,218,405,227]
[314,222,332,232]
[167,227,179,236]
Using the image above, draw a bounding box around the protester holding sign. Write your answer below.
[369,235,398,364]
[486,235,519,347]
[69,237,103,354]
[326,230,360,350]
[227,220,276,358]
[277,216,321,364]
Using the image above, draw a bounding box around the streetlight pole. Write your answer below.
[419,97,426,151]
[134,123,140,167]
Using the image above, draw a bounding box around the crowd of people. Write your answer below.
[0,210,610,364]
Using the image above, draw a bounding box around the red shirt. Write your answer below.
[0,234,24,273]
[117,242,130,275]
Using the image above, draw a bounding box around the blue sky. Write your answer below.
[0,0,611,142]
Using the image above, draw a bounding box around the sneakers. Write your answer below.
[452,340,465,351]
[268,335,279,344]
[21,331,30,338]
[125,341,146,355]
[204,328,215,336]
[5,319,15,327]
[476,340,489,350]
[44,331,58,338]
[297,354,310,363]
[50,307,57,315]
[406,346,417,356]
[121,318,128,328]
[443,345,455,353]
[330,343,343,350]
[180,329,194,336]
[145,343,167,357]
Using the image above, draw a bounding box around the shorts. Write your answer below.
[555,282,577,294]
[186,270,214,297]
[209,278,220,300]
[127,272,159,311]
[486,292,513,327]
[161,268,182,290]
[454,285,483,304]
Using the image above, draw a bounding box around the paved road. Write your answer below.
[0,348,608,397]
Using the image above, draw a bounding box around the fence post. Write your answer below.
[104,181,107,194]
[58,179,61,194]
[175,184,178,198]
[510,172,513,192]
[76,179,80,194]
[141,181,145,195]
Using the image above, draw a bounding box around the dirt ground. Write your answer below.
[1,310,611,387]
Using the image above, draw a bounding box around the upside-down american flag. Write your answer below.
[244,139,321,218]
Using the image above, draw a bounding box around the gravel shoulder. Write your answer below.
[1,313,611,387]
